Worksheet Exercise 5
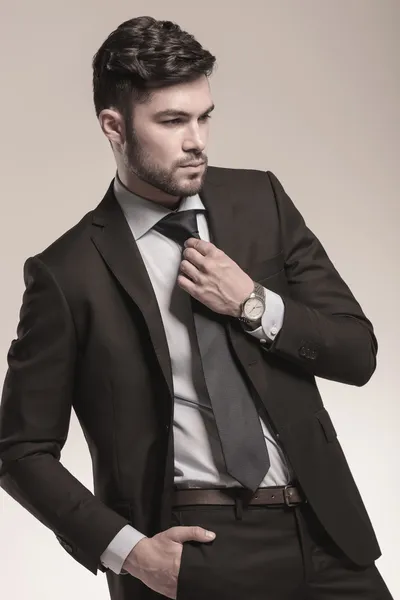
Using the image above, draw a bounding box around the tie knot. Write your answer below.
[153,209,204,246]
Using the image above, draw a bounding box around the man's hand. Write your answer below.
[122,526,216,599]
[177,238,254,317]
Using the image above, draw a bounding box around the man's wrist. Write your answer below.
[122,536,149,578]
[244,289,285,343]
[101,525,147,575]
[237,281,266,326]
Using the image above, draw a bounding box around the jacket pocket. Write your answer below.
[252,250,285,282]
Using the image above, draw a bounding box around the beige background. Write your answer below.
[0,1,399,598]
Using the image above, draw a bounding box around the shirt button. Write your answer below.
[260,338,267,344]
[270,326,278,336]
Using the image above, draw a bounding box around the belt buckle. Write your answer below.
[283,485,298,507]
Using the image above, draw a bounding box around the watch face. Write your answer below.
[244,297,264,321]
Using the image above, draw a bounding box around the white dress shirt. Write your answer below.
[100,176,291,573]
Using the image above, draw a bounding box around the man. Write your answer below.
[0,15,392,600]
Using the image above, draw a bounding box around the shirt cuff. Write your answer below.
[247,289,285,344]
[100,525,147,575]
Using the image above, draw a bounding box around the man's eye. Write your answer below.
[163,118,182,125]
[200,114,212,121]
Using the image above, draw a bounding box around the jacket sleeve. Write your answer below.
[0,256,128,574]
[262,171,378,386]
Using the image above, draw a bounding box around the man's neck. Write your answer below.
[117,170,181,210]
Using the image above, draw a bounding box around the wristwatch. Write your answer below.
[239,282,266,329]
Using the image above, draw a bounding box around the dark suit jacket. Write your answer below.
[0,168,380,592]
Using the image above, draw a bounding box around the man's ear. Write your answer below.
[98,109,125,148]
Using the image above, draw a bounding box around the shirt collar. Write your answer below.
[113,174,206,241]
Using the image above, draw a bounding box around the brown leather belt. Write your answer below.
[172,485,304,508]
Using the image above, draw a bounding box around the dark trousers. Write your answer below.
[173,502,392,599]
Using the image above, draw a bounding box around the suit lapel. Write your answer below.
[200,171,240,265]
[90,183,174,397]
[89,171,241,401]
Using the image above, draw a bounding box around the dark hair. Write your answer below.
[92,16,216,120]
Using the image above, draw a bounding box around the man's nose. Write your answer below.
[182,126,206,154]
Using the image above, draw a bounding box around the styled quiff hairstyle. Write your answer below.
[92,16,216,123]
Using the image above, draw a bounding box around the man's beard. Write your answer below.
[124,131,208,197]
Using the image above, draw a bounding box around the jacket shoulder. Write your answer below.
[34,211,94,272]
[206,166,282,202]
[207,165,270,185]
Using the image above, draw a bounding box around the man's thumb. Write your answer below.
[168,525,216,544]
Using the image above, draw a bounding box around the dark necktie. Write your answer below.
[153,209,270,492]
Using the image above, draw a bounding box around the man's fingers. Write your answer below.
[180,259,202,283]
[183,247,207,270]
[184,238,215,256]
[166,525,216,544]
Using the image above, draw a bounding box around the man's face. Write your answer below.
[124,75,213,197]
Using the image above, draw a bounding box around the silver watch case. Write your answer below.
[239,282,266,324]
